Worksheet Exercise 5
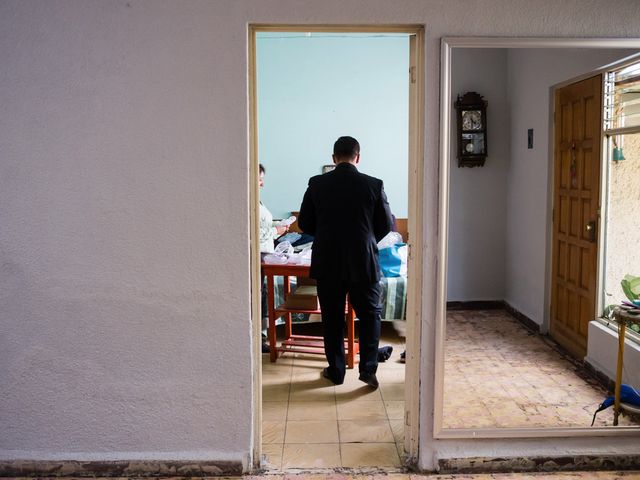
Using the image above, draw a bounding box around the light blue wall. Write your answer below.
[257,33,409,219]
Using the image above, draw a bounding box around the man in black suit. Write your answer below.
[298,136,393,388]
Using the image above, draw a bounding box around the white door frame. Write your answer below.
[435,36,640,440]
[248,24,425,470]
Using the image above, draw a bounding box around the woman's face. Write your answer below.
[259,171,265,188]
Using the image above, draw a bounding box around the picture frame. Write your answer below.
[322,164,335,174]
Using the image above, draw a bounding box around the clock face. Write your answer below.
[462,110,482,130]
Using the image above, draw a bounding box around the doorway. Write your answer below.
[248,25,425,471]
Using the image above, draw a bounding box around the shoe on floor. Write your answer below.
[261,343,270,354]
[322,367,344,385]
[358,371,379,389]
[377,345,394,362]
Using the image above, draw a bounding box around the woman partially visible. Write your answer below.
[259,164,288,352]
[259,164,288,254]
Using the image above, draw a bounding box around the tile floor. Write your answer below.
[262,310,638,471]
[443,309,639,429]
[262,323,407,470]
[244,473,640,479]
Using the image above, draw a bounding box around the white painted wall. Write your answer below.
[448,49,508,302]
[586,321,640,387]
[505,48,639,326]
[2,0,640,472]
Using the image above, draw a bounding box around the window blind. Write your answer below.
[604,61,640,133]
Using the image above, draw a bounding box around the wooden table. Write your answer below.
[262,262,358,368]
[613,308,640,425]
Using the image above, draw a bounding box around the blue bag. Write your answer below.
[379,243,407,278]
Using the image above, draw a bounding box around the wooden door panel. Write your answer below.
[550,74,602,359]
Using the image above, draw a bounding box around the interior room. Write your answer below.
[442,46,640,431]
[255,31,411,469]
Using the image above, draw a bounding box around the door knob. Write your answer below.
[585,220,596,242]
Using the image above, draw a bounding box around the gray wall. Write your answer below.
[2,0,640,471]
[505,48,639,326]
[448,48,509,302]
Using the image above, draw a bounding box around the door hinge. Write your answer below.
[405,410,411,426]
[409,66,416,84]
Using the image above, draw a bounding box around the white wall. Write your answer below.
[2,0,640,472]
[604,133,640,305]
[505,48,638,327]
[257,33,409,219]
[448,49,509,302]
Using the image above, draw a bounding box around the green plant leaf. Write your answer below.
[621,275,640,301]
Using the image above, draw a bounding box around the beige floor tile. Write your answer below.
[284,420,339,443]
[261,443,283,470]
[287,401,337,421]
[337,400,387,420]
[262,421,285,444]
[336,386,383,403]
[384,400,405,419]
[289,379,336,402]
[389,418,405,443]
[340,442,401,467]
[281,443,341,468]
[263,383,291,401]
[338,418,395,443]
[263,401,288,422]
[376,366,406,383]
[380,382,405,401]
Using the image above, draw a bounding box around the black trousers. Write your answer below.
[316,279,382,382]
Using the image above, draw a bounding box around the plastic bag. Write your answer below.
[377,231,403,249]
[287,246,312,265]
[263,241,293,264]
[379,243,408,277]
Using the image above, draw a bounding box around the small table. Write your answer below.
[262,262,358,368]
[613,308,640,425]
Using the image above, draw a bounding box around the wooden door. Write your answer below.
[550,75,602,359]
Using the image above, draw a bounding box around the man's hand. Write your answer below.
[276,225,289,236]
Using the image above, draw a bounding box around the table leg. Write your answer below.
[347,303,355,369]
[284,276,292,339]
[614,321,627,426]
[267,274,277,362]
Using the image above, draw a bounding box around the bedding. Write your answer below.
[271,275,407,324]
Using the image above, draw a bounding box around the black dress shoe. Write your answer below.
[358,372,379,389]
[261,343,270,354]
[322,367,344,385]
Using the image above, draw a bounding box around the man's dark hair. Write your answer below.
[333,136,360,161]
[259,163,265,174]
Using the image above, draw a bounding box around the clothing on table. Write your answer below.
[298,162,393,383]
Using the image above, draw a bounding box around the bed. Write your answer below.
[270,216,408,324]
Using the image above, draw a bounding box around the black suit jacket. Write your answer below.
[298,162,393,282]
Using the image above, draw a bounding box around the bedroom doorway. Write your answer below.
[248,25,425,471]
